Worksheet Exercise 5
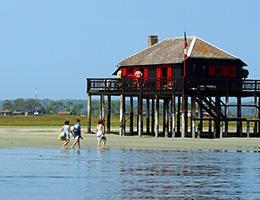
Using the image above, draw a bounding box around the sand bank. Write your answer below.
[0,126,260,151]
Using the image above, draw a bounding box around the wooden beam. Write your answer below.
[191,96,196,138]
[171,95,176,138]
[237,96,242,137]
[151,98,155,135]
[155,95,159,137]
[130,96,134,135]
[138,94,143,137]
[107,95,111,133]
[119,95,125,136]
[177,96,181,136]
[146,98,150,134]
[87,94,92,133]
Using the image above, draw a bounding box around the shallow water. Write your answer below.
[0,148,260,200]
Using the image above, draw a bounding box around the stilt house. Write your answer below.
[87,35,260,138]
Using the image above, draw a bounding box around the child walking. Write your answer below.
[60,120,70,149]
[96,119,106,148]
[71,119,82,150]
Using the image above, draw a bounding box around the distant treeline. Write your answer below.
[0,98,256,116]
[0,98,123,115]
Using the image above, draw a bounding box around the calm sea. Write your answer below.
[0,148,259,199]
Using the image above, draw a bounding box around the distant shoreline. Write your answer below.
[0,126,260,152]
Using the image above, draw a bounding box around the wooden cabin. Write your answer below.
[113,35,249,94]
[87,35,260,139]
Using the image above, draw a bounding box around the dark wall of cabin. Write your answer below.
[187,58,243,79]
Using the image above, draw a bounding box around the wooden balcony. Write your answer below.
[87,78,260,97]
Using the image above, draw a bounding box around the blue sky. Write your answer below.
[0,0,259,99]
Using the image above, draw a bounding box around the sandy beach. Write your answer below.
[0,126,259,151]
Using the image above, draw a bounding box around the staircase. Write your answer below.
[193,87,227,121]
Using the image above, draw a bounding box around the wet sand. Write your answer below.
[0,126,260,151]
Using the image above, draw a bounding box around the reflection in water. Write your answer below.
[0,148,259,199]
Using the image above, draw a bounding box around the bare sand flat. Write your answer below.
[0,126,260,151]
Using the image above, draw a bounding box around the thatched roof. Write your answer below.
[117,37,246,67]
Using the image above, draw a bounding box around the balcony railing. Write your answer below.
[87,77,260,94]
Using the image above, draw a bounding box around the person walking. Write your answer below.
[71,119,82,150]
[96,119,106,149]
[60,120,71,149]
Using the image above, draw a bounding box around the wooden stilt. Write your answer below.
[198,104,203,138]
[224,95,229,137]
[258,96,260,135]
[138,94,143,137]
[254,95,257,134]
[164,99,169,137]
[155,95,159,137]
[146,98,150,134]
[107,95,111,133]
[191,96,196,138]
[214,96,221,138]
[100,95,105,119]
[237,96,242,137]
[177,96,181,136]
[181,94,187,138]
[130,96,134,135]
[171,95,176,138]
[247,120,250,138]
[87,94,92,133]
[163,99,166,135]
[119,95,125,136]
[208,97,212,134]
[151,98,155,135]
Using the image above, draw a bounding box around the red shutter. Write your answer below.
[144,68,148,80]
[122,68,127,77]
[208,66,216,76]
[156,67,162,80]
[167,67,172,79]
[223,66,236,78]
[156,67,162,89]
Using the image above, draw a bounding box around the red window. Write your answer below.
[223,66,236,78]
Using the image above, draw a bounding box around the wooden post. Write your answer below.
[130,96,134,135]
[119,95,125,136]
[171,95,176,138]
[214,96,221,138]
[163,99,166,135]
[151,98,155,135]
[155,95,159,137]
[198,104,203,138]
[146,98,150,134]
[208,97,212,134]
[224,95,229,137]
[177,96,181,136]
[258,96,260,135]
[181,94,187,138]
[164,99,169,137]
[100,95,105,119]
[191,96,196,138]
[107,95,111,133]
[237,96,242,137]
[138,94,143,137]
[254,95,257,134]
[247,120,250,138]
[87,93,92,133]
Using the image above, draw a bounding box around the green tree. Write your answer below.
[2,100,13,110]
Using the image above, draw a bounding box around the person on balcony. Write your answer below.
[134,69,143,89]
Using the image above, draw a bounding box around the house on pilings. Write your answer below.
[87,35,260,138]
